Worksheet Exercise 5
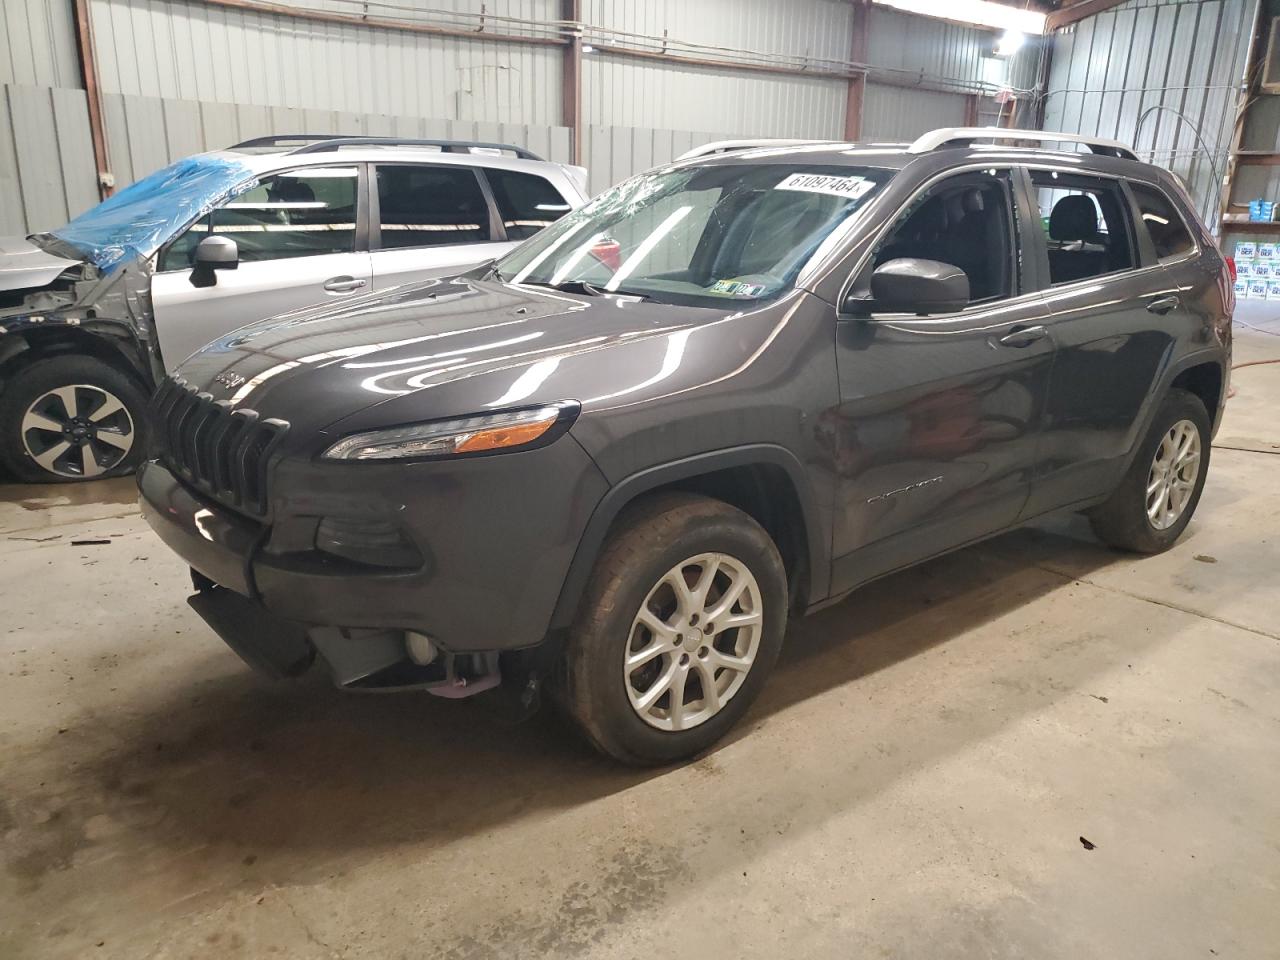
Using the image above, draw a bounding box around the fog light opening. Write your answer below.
[406,631,438,666]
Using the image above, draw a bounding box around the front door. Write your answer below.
[829,167,1054,595]
[151,164,370,370]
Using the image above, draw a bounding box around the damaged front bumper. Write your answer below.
[138,459,501,696]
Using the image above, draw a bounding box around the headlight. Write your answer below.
[321,402,578,461]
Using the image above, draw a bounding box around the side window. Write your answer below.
[867,168,1017,304]
[158,166,358,271]
[1129,181,1195,261]
[484,169,573,240]
[1030,170,1134,285]
[376,165,491,248]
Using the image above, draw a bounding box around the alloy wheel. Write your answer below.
[1146,418,1200,531]
[20,384,135,479]
[623,552,764,732]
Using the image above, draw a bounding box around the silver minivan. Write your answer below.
[0,136,588,482]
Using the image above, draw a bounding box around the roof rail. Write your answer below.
[229,134,544,161]
[675,138,833,161]
[906,127,1138,161]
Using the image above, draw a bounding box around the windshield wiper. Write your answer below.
[514,278,664,303]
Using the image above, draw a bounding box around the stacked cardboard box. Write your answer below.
[1233,241,1280,299]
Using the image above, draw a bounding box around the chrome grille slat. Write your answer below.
[148,377,289,518]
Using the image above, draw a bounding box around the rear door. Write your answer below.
[151,164,370,370]
[368,163,510,290]
[1020,167,1187,516]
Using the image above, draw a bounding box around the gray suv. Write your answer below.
[139,128,1232,764]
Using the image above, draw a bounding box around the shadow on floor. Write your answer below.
[3,516,1131,901]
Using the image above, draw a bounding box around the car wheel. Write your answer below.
[562,492,788,765]
[0,355,149,483]
[1088,388,1211,554]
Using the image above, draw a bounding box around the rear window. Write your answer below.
[1129,181,1195,261]
[485,169,573,240]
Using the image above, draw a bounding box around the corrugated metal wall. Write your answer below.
[867,7,1041,94]
[0,0,82,88]
[581,0,851,136]
[0,84,99,235]
[87,0,563,124]
[861,84,968,140]
[1041,0,1253,228]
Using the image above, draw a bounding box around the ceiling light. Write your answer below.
[995,30,1027,57]
[872,0,1046,35]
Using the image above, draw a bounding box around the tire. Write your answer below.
[1088,388,1211,554]
[562,492,788,765]
[0,355,149,483]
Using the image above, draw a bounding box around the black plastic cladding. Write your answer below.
[150,377,288,518]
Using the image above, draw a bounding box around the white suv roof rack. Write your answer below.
[907,127,1138,161]
[676,139,832,161]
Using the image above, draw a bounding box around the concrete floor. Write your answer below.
[2,315,1278,960]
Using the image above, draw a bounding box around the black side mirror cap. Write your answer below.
[190,236,239,288]
[868,258,969,316]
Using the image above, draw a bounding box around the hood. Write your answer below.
[175,275,730,437]
[0,236,83,292]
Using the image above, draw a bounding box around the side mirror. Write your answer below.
[858,258,970,316]
[190,236,239,288]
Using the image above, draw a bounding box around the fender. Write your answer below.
[1118,345,1227,477]
[547,443,830,633]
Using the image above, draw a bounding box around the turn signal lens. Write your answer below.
[321,403,576,461]
[454,418,557,452]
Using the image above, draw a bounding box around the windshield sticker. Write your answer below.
[709,279,767,298]
[776,172,876,200]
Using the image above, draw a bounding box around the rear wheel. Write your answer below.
[562,493,788,765]
[0,355,148,483]
[1088,388,1211,553]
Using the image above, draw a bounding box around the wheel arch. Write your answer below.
[0,324,152,392]
[547,444,829,634]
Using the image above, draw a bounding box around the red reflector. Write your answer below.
[589,239,622,272]
[1226,256,1237,282]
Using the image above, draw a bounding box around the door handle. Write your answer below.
[1146,295,1181,315]
[323,276,367,293]
[995,325,1049,348]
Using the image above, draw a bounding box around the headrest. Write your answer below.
[270,179,316,204]
[1050,195,1098,242]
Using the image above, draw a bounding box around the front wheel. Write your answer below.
[0,355,149,483]
[562,493,789,765]
[1088,388,1211,553]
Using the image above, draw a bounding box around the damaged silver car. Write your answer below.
[0,136,587,482]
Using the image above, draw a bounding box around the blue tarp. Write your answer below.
[50,154,257,273]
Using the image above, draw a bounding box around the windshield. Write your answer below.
[46,154,256,273]
[494,163,892,306]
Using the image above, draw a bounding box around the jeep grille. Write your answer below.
[150,377,288,518]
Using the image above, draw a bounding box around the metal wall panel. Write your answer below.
[867,8,1042,94]
[584,0,854,63]
[861,83,968,141]
[583,55,848,139]
[1042,0,1253,229]
[1,83,100,233]
[0,0,82,88]
[87,0,563,124]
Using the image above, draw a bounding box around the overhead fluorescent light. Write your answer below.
[995,29,1027,56]
[872,0,1046,35]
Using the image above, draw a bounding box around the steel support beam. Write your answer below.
[73,0,112,200]
[562,0,583,165]
[1046,0,1132,31]
[843,0,870,140]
